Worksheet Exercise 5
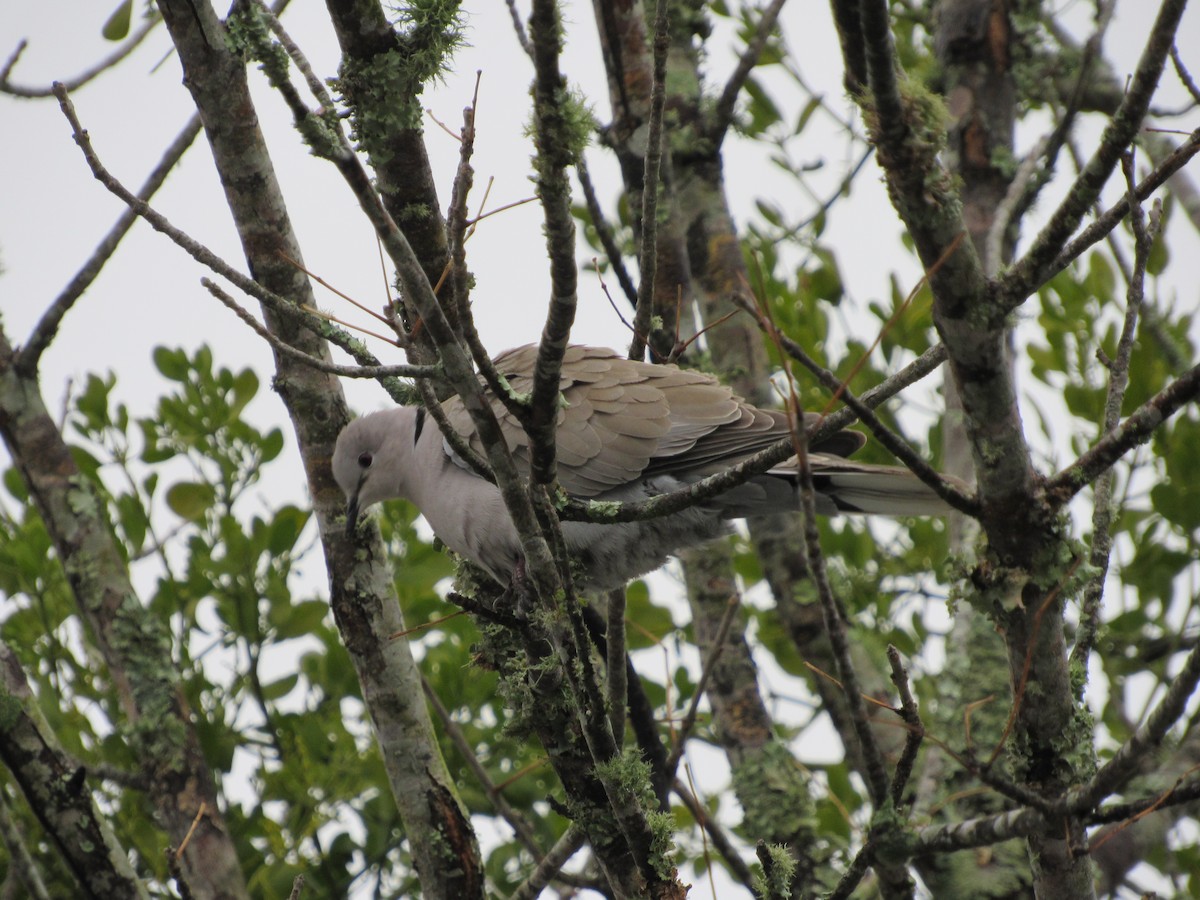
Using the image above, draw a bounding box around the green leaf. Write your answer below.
[102,0,132,41]
[69,445,104,483]
[230,369,259,417]
[262,673,299,701]
[166,481,215,521]
[274,600,330,639]
[3,467,29,502]
[261,428,285,462]
[267,505,309,555]
[116,492,148,553]
[623,581,676,649]
[794,97,820,137]
[76,373,116,432]
[152,346,189,382]
[1122,541,1190,604]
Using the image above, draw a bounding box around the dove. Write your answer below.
[333,345,960,591]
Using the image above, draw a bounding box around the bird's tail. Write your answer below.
[770,454,968,517]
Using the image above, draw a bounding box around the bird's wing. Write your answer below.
[440,346,871,497]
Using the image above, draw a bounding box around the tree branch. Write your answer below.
[628,0,670,362]
[1045,360,1200,508]
[0,641,148,898]
[1070,159,1160,674]
[0,15,159,98]
[17,113,202,375]
[999,0,1189,308]
[709,0,789,148]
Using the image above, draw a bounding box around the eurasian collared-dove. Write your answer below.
[333,345,959,591]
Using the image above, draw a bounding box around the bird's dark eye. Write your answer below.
[358,452,373,469]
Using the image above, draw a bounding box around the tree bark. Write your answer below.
[152,2,484,896]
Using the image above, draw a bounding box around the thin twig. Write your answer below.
[1002,0,1117,244]
[18,112,203,375]
[1045,360,1200,507]
[1170,44,1200,105]
[665,593,741,777]
[763,294,891,808]
[422,676,544,859]
[201,280,438,380]
[733,290,978,516]
[1071,155,1161,674]
[50,85,424,402]
[1067,638,1200,813]
[671,778,758,891]
[984,136,1049,277]
[1,15,159,97]
[709,0,789,147]
[504,0,534,58]
[578,156,638,307]
[628,0,670,361]
[886,646,924,809]
[278,251,396,329]
[442,80,529,423]
[1000,0,1190,308]
[1041,127,1200,295]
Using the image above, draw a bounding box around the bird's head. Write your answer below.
[332,407,420,535]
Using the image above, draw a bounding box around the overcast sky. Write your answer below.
[3,3,1197,479]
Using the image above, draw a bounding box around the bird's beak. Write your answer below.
[345,493,360,537]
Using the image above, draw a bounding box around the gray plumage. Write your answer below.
[333,345,956,591]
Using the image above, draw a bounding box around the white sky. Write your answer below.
[3,3,1200,898]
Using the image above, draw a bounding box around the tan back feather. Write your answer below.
[440,346,868,497]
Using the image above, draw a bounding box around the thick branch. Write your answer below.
[0,323,247,898]
[0,641,148,899]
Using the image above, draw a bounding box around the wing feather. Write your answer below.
[437,345,872,499]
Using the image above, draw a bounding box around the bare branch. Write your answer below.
[1170,44,1200,106]
[887,646,924,809]
[1045,360,1200,508]
[526,0,582,489]
[200,279,439,381]
[509,826,586,900]
[999,0,1189,308]
[1067,638,1200,814]
[578,157,638,308]
[709,0,789,148]
[1,15,159,98]
[504,0,534,59]
[1042,126,1200,292]
[1071,159,1161,673]
[18,113,202,374]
